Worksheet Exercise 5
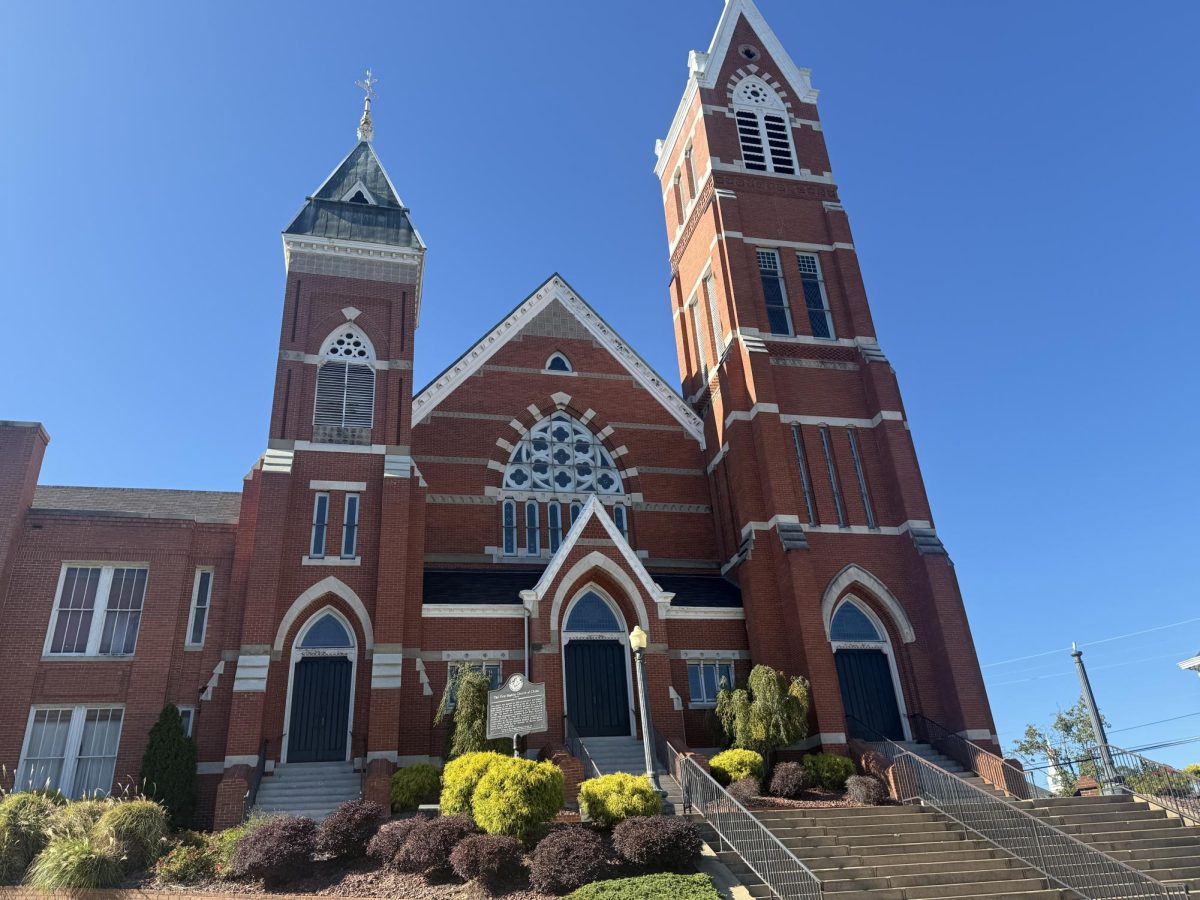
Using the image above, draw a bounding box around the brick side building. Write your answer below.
[0,0,997,828]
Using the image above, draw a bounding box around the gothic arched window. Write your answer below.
[732,77,796,176]
[503,413,624,495]
[314,325,376,430]
[545,352,572,372]
[830,601,883,643]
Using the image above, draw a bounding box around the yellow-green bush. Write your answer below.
[801,753,856,791]
[24,834,124,892]
[439,751,507,817]
[154,842,218,884]
[390,762,441,812]
[50,799,113,839]
[471,757,564,841]
[95,799,169,869]
[578,774,662,828]
[709,749,764,786]
[0,793,61,877]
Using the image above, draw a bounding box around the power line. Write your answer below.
[1109,711,1200,735]
[982,616,1200,668]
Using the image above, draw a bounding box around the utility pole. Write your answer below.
[1072,643,1123,795]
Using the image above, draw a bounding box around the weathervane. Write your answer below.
[356,69,377,142]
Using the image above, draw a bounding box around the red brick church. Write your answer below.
[0,0,997,827]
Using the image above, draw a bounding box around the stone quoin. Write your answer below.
[0,0,998,828]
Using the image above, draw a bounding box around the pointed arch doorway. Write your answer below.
[829,599,910,741]
[283,609,356,763]
[562,590,634,738]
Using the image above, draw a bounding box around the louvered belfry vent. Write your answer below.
[313,326,376,440]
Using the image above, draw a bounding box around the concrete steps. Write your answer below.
[578,735,686,813]
[252,760,360,820]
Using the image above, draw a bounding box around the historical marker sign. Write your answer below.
[486,674,548,740]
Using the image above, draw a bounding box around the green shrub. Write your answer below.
[390,762,441,812]
[1,826,25,884]
[210,814,273,879]
[566,873,721,900]
[714,665,810,758]
[578,774,661,828]
[709,749,764,786]
[472,757,564,841]
[436,666,515,759]
[802,753,856,791]
[154,842,217,884]
[0,792,60,874]
[440,751,507,816]
[139,705,197,828]
[95,799,169,869]
[24,834,124,892]
[50,799,113,839]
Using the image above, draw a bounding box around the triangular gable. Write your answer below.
[411,274,705,446]
[312,141,403,208]
[655,0,818,178]
[519,496,675,621]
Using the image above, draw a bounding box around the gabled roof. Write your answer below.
[285,141,425,250]
[654,0,819,177]
[31,486,241,524]
[412,274,705,446]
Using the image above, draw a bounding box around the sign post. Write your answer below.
[486,674,548,756]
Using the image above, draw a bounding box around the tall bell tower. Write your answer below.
[656,0,998,749]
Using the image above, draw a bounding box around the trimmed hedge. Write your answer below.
[802,753,856,792]
[566,873,721,900]
[390,762,441,812]
[768,761,814,798]
[395,815,478,879]
[708,749,763,786]
[530,825,608,895]
[317,799,386,860]
[440,751,507,817]
[229,815,316,886]
[578,773,661,828]
[450,834,526,891]
[472,757,564,841]
[366,816,428,867]
[94,799,169,869]
[611,816,701,872]
[846,774,887,805]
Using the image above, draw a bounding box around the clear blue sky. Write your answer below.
[2,2,1198,766]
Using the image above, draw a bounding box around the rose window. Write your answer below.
[325,330,371,359]
[503,413,624,495]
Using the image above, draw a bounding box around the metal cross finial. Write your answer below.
[355,69,377,142]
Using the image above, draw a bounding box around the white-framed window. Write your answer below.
[612,504,629,540]
[45,565,147,657]
[703,273,723,360]
[683,144,697,199]
[570,501,582,525]
[185,568,213,648]
[177,706,195,738]
[672,172,684,222]
[446,662,503,709]
[797,253,834,339]
[757,249,793,335]
[846,428,877,529]
[547,503,563,553]
[314,326,376,430]
[545,352,572,373]
[341,493,360,558]
[525,501,540,555]
[818,426,847,527]
[501,500,517,556]
[310,493,329,558]
[732,77,796,175]
[687,662,735,705]
[16,705,124,798]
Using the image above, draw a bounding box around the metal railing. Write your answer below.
[907,713,1053,800]
[853,717,1188,899]
[243,737,270,819]
[678,754,824,900]
[563,717,601,779]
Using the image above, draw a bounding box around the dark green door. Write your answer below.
[836,649,904,740]
[288,657,352,763]
[565,640,630,737]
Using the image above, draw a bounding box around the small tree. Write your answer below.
[1012,696,1108,796]
[139,705,196,828]
[714,665,810,762]
[435,666,511,760]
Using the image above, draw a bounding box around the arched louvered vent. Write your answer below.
[314,325,376,431]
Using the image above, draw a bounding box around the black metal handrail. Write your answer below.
[852,716,1188,899]
[243,737,269,820]
[563,716,601,779]
[908,713,1054,800]
[678,754,823,899]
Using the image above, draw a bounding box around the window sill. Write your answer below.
[687,701,717,710]
[41,654,134,661]
[302,556,361,567]
[183,645,204,652]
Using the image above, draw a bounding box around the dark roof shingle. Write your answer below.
[32,486,241,524]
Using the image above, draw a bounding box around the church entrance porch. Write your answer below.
[561,590,635,738]
[283,610,357,763]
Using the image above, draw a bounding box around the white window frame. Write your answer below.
[703,272,724,361]
[683,144,697,200]
[757,248,794,336]
[687,294,707,376]
[184,567,213,649]
[177,705,196,738]
[43,564,148,658]
[341,493,360,559]
[732,77,798,176]
[310,492,329,558]
[687,661,736,707]
[16,704,125,798]
[612,503,629,540]
[445,662,503,710]
[525,500,541,555]
[547,502,563,553]
[544,352,573,373]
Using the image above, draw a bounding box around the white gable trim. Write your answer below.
[412,276,705,447]
[821,564,915,644]
[522,496,674,624]
[340,180,377,205]
[655,0,819,178]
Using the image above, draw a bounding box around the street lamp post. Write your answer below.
[629,625,665,796]
[1072,643,1123,795]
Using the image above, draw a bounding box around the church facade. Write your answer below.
[0,0,997,828]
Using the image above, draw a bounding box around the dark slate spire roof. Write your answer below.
[285,141,424,249]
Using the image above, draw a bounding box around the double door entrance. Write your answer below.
[287,656,352,763]
[565,640,631,737]
[835,648,904,741]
